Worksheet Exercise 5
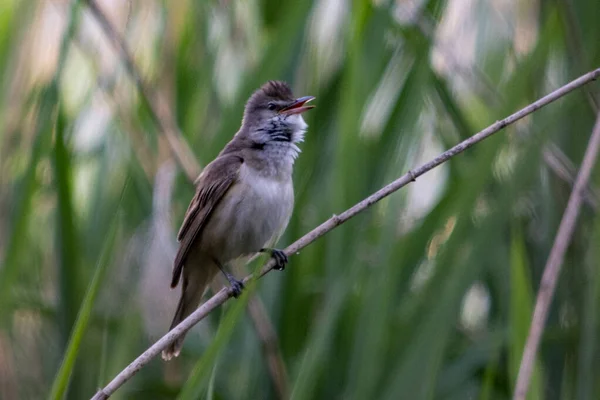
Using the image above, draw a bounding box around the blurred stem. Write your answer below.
[509,227,542,399]
[53,108,81,349]
[176,278,257,400]
[206,360,218,400]
[543,144,599,210]
[558,0,599,111]
[85,0,200,181]
[91,66,600,400]
[56,0,83,72]
[575,214,600,400]
[0,0,81,315]
[49,191,124,400]
[513,111,600,400]
[70,35,158,179]
[248,298,290,399]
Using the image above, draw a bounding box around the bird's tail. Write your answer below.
[162,262,216,361]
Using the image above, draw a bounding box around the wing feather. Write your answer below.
[170,154,243,288]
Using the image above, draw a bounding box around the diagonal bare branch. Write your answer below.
[513,112,600,400]
[90,67,600,400]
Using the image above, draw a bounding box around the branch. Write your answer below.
[90,67,600,400]
[513,112,600,399]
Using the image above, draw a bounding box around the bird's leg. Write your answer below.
[212,257,244,298]
[259,248,288,271]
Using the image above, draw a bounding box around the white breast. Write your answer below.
[247,169,288,201]
[203,163,294,262]
[238,163,294,242]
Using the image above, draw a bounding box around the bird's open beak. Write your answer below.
[280,96,316,115]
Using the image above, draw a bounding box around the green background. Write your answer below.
[0,0,599,399]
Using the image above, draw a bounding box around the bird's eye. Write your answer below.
[267,103,276,111]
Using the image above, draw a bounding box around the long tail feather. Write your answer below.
[162,261,215,360]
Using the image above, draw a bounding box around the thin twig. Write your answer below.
[90,67,600,400]
[513,112,600,399]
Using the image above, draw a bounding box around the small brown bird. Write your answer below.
[162,81,315,360]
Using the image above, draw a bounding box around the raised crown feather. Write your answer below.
[259,81,294,99]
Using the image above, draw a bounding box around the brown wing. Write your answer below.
[170,154,243,288]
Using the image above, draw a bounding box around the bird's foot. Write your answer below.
[213,257,245,298]
[260,248,288,271]
[225,272,245,298]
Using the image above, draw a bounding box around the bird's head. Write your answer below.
[242,81,315,144]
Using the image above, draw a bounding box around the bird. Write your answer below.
[162,81,315,360]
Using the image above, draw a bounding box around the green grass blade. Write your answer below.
[48,180,127,400]
[575,213,600,400]
[0,85,57,313]
[53,107,81,348]
[0,0,81,314]
[509,227,543,400]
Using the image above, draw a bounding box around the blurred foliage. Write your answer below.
[0,0,599,399]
